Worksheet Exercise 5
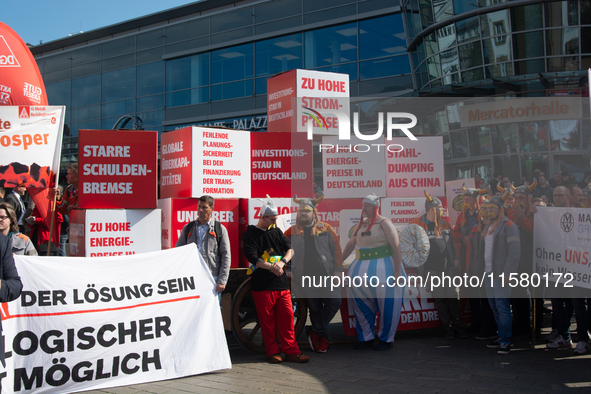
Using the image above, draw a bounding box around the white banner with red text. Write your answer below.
[0,105,65,188]
[1,245,231,394]
[533,207,591,293]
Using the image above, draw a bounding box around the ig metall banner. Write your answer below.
[533,207,591,294]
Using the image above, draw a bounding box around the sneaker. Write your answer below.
[487,339,500,348]
[497,343,511,355]
[574,341,589,355]
[455,327,469,339]
[374,340,393,351]
[545,328,559,343]
[445,327,455,340]
[475,330,498,340]
[285,353,310,363]
[354,340,373,349]
[317,336,330,353]
[308,330,319,352]
[546,335,573,349]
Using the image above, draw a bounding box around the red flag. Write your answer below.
[27,187,60,247]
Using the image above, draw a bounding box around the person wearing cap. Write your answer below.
[410,191,467,340]
[478,190,521,354]
[508,182,537,337]
[242,196,310,364]
[342,193,405,350]
[285,195,343,353]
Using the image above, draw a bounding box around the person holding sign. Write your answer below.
[176,195,231,301]
[242,196,310,364]
[285,195,343,353]
[342,194,405,351]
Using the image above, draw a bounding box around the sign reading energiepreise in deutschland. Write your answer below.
[3,246,231,394]
[321,135,386,198]
[460,98,582,127]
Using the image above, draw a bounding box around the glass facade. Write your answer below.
[33,0,589,183]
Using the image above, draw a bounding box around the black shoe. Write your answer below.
[374,340,393,351]
[497,343,511,355]
[455,327,469,339]
[354,340,373,349]
[487,339,500,348]
[445,327,455,340]
[476,330,498,340]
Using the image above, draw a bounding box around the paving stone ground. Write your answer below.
[78,313,591,394]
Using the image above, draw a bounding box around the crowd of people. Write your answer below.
[2,164,590,363]
[0,163,78,257]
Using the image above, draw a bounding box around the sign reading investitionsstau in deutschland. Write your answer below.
[78,129,158,209]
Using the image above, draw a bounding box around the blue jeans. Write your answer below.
[307,297,341,341]
[485,273,512,345]
[59,234,68,257]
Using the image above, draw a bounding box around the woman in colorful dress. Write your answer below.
[342,194,405,350]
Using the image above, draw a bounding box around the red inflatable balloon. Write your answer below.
[0,22,48,106]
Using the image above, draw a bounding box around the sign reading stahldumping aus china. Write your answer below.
[1,245,231,394]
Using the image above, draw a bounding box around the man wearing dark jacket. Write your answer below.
[0,233,24,368]
[285,195,342,353]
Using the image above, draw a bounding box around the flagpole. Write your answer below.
[45,107,66,256]
[47,192,57,256]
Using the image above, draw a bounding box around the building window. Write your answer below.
[304,22,358,68]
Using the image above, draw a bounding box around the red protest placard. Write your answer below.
[160,127,192,198]
[171,198,239,268]
[78,129,158,209]
[266,70,296,132]
[250,132,313,198]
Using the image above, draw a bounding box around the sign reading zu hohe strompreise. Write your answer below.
[78,129,158,209]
